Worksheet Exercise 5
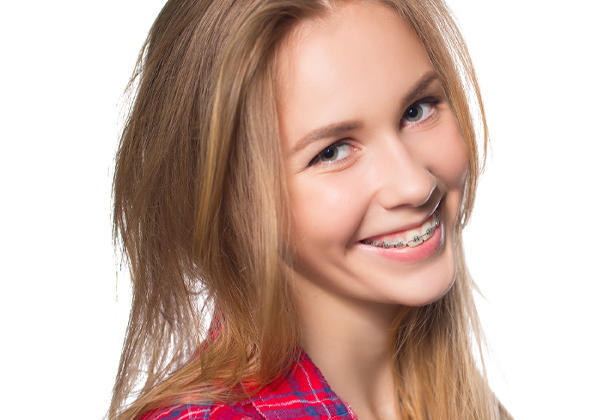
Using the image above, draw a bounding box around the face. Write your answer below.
[276,1,468,308]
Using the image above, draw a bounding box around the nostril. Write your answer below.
[377,176,438,210]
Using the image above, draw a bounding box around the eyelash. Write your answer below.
[401,96,441,128]
[307,96,441,167]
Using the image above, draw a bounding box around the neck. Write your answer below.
[293,275,404,420]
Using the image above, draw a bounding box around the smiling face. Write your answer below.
[276,1,468,308]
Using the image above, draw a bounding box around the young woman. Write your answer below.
[109,0,511,418]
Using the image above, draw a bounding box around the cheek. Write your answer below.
[427,116,469,189]
[289,174,363,249]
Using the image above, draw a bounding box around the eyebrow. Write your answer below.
[289,70,440,155]
[400,70,440,112]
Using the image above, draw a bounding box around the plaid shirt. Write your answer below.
[139,349,357,419]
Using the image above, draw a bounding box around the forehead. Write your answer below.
[275,1,434,149]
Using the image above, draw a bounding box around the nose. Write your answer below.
[372,137,437,210]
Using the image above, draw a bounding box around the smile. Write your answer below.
[360,210,441,248]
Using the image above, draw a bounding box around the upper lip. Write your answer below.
[359,199,442,242]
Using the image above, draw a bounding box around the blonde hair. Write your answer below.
[109,0,510,418]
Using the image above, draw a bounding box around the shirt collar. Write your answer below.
[247,349,357,419]
[207,313,357,418]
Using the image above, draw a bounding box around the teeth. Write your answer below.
[421,219,434,236]
[405,229,424,247]
[363,211,440,248]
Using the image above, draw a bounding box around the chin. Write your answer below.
[396,271,456,307]
[385,247,457,307]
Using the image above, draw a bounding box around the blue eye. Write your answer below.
[309,142,352,166]
[402,98,440,126]
[404,103,433,123]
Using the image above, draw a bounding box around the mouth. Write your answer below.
[359,207,441,249]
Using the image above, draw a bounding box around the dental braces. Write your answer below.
[373,212,440,248]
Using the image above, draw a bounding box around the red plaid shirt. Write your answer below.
[139,349,357,419]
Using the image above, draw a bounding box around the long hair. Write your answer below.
[109,0,509,418]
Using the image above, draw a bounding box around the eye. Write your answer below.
[402,98,440,126]
[308,142,353,166]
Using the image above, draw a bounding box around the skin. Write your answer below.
[276,2,468,419]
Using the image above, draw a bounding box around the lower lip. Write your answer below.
[356,219,444,264]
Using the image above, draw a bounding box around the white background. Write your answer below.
[1,1,595,419]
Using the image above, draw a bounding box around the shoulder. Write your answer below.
[139,402,262,420]
[138,350,354,420]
